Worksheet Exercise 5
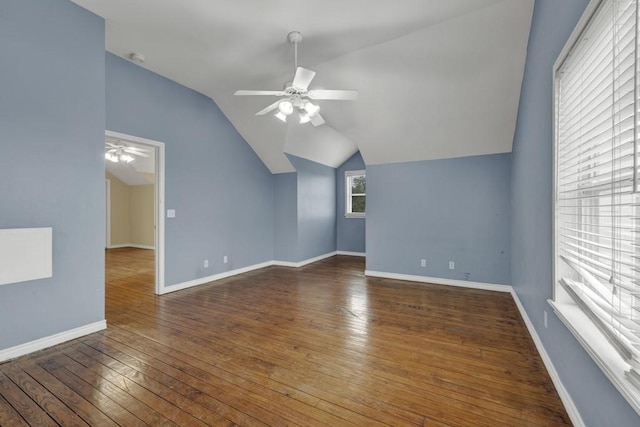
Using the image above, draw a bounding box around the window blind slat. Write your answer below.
[562,242,639,275]
[563,233,639,254]
[557,153,635,183]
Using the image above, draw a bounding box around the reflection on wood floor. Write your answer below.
[0,247,572,426]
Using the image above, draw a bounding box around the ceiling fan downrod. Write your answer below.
[287,31,303,77]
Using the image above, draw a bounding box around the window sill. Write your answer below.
[345,213,365,219]
[548,299,640,415]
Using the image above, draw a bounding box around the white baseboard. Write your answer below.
[336,251,366,257]
[0,320,107,363]
[107,244,154,250]
[364,270,512,293]
[164,251,341,294]
[511,292,585,427]
[128,244,154,250]
[272,251,338,268]
[160,261,274,295]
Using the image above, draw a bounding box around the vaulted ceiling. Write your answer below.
[72,0,534,173]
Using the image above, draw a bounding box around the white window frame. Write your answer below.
[345,170,366,218]
[551,0,640,415]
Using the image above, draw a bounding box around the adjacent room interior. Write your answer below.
[105,136,158,292]
[1,0,639,426]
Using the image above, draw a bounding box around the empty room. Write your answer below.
[1,0,639,425]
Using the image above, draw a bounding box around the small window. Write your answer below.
[345,170,366,218]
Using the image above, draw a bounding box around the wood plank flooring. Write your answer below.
[0,248,572,426]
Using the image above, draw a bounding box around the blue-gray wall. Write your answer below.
[106,53,275,286]
[0,0,105,348]
[366,154,511,285]
[511,0,639,424]
[274,172,298,262]
[336,152,366,253]
[288,156,337,261]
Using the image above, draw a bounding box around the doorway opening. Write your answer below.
[104,130,165,294]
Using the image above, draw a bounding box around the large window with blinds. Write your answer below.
[553,0,640,413]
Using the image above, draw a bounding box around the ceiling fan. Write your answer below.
[105,140,151,163]
[234,31,358,126]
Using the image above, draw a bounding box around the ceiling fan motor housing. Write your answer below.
[287,31,303,44]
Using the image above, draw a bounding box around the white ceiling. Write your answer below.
[72,0,534,173]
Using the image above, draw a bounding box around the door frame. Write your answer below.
[105,178,111,248]
[105,130,166,294]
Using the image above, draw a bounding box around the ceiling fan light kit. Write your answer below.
[105,151,134,163]
[275,111,288,122]
[278,100,294,115]
[105,140,151,163]
[234,31,357,126]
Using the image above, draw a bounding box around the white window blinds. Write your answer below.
[555,0,640,395]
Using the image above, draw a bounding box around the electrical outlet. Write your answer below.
[204,259,209,268]
[223,255,228,264]
[449,261,455,270]
[544,310,548,328]
[167,209,176,218]
[420,259,426,267]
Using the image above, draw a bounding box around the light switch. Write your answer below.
[167,209,176,218]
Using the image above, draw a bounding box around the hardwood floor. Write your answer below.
[0,248,572,426]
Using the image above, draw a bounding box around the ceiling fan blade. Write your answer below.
[310,113,325,127]
[307,90,358,101]
[256,100,282,116]
[124,147,151,154]
[127,152,150,158]
[292,67,316,91]
[234,90,286,96]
